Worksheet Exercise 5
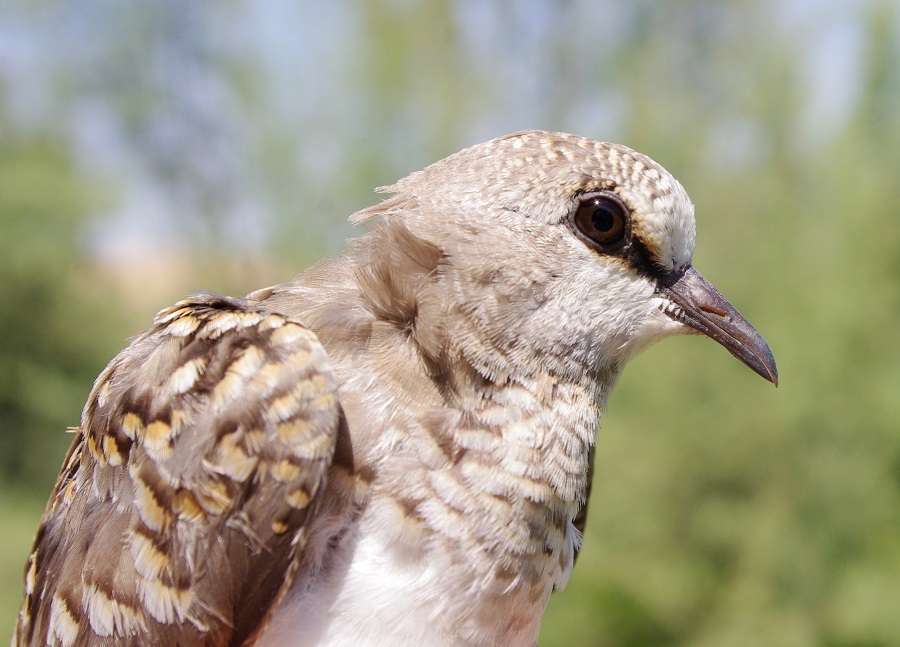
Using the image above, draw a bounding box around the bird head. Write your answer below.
[352,131,777,392]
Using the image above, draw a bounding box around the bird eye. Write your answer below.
[573,194,629,248]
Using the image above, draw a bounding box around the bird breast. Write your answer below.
[257,371,602,646]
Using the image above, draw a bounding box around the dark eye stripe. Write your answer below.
[570,191,662,278]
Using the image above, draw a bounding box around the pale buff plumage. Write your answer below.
[14,131,776,647]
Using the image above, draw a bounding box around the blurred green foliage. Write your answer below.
[1,2,899,645]
[0,116,129,489]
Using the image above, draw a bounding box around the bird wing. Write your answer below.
[15,294,342,646]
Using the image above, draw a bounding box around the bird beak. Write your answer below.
[656,265,778,385]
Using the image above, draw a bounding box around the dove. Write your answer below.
[14,131,776,647]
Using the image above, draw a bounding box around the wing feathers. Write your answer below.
[15,294,341,646]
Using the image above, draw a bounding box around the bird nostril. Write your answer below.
[699,304,728,318]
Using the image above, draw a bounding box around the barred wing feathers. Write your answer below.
[15,294,342,646]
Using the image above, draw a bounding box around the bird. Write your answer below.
[13,130,777,647]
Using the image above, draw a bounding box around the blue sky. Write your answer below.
[0,0,892,259]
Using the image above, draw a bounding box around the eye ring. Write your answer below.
[573,192,630,249]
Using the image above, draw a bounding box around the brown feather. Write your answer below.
[15,295,342,646]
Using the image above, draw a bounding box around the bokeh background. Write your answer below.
[1,1,899,645]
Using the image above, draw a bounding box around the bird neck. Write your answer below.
[356,361,604,619]
[265,248,610,629]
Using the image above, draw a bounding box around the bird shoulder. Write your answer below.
[15,294,343,647]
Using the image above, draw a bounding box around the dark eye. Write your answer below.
[573,194,629,248]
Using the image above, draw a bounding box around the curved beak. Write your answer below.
[656,265,778,385]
